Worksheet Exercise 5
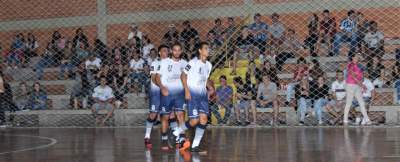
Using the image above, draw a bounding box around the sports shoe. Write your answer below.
[179,139,191,152]
[318,121,323,126]
[361,119,372,126]
[190,146,207,154]
[298,121,305,126]
[343,120,349,126]
[161,140,170,151]
[144,138,152,149]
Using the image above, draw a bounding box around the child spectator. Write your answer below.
[14,82,30,110]
[256,74,279,126]
[351,71,375,125]
[91,76,115,126]
[214,75,233,125]
[29,82,48,110]
[311,76,330,125]
[275,28,302,71]
[320,10,337,56]
[233,76,252,126]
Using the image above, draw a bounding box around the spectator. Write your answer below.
[373,69,389,88]
[128,23,143,40]
[59,41,74,80]
[246,63,259,126]
[223,17,238,41]
[127,35,141,51]
[181,20,199,52]
[111,38,128,66]
[233,76,252,126]
[50,31,66,65]
[91,76,115,126]
[8,33,25,68]
[356,12,370,53]
[256,60,279,87]
[72,28,89,50]
[231,26,255,75]
[343,54,371,125]
[14,82,30,110]
[213,75,233,125]
[74,41,90,65]
[96,65,113,86]
[93,39,108,64]
[35,42,57,80]
[269,13,286,55]
[162,24,180,46]
[367,56,385,82]
[351,71,375,125]
[85,54,102,71]
[129,50,146,93]
[332,10,358,57]
[363,21,384,58]
[142,36,155,60]
[304,13,320,57]
[71,63,91,109]
[256,74,279,126]
[146,48,158,66]
[113,64,128,109]
[326,70,347,125]
[286,57,309,105]
[393,61,400,105]
[309,59,325,81]
[29,82,48,110]
[185,37,201,60]
[250,13,269,54]
[206,30,221,52]
[320,10,337,56]
[311,76,330,125]
[295,77,312,125]
[25,33,39,61]
[275,28,302,71]
[209,18,224,44]
[0,72,14,125]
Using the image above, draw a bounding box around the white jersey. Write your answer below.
[150,58,161,91]
[183,57,212,96]
[92,85,114,101]
[158,58,188,94]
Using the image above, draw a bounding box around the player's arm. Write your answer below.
[181,72,191,100]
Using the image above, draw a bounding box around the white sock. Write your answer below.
[170,121,178,131]
[145,150,152,162]
[192,126,205,148]
[145,120,153,139]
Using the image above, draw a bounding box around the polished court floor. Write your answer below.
[1,127,400,162]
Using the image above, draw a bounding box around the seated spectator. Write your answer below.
[146,48,158,66]
[50,31,66,65]
[93,39,108,64]
[246,63,259,126]
[74,41,90,64]
[96,65,113,86]
[320,10,337,56]
[35,42,57,80]
[256,74,279,126]
[85,54,102,71]
[162,24,180,46]
[128,23,143,41]
[111,38,128,66]
[223,17,239,41]
[275,28,302,71]
[71,63,91,109]
[231,26,255,75]
[392,61,400,105]
[0,72,14,125]
[214,75,233,125]
[311,76,330,125]
[113,64,128,109]
[256,60,279,87]
[91,76,116,126]
[29,82,48,110]
[181,20,199,53]
[363,21,384,58]
[142,36,155,60]
[286,57,309,106]
[72,28,89,50]
[14,82,30,110]
[24,33,39,62]
[206,30,222,52]
[209,18,225,44]
[7,33,25,69]
[269,13,286,55]
[332,10,358,57]
[309,59,325,81]
[356,12,370,53]
[326,70,347,125]
[304,13,320,57]
[295,77,312,125]
[233,77,252,126]
[59,41,74,80]
[129,50,146,93]
[373,70,389,88]
[367,56,385,82]
[249,13,269,54]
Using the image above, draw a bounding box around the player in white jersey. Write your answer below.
[155,43,187,151]
[174,42,213,153]
[144,45,169,149]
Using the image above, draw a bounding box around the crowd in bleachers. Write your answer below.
[0,9,399,126]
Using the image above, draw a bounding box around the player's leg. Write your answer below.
[175,98,199,151]
[173,95,186,144]
[101,103,115,124]
[160,96,173,150]
[144,91,160,148]
[190,98,209,153]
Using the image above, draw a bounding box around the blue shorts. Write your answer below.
[257,101,273,108]
[160,93,185,115]
[187,93,209,119]
[149,89,161,113]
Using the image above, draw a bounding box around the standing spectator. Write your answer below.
[93,39,108,64]
[209,18,224,44]
[231,26,255,75]
[181,20,199,52]
[233,76,252,126]
[356,12,370,53]
[72,28,89,50]
[142,36,155,60]
[286,57,309,105]
[92,76,115,126]
[363,21,384,58]
[29,82,48,110]
[269,13,286,55]
[14,82,30,110]
[326,70,347,125]
[320,10,337,56]
[71,63,91,109]
[295,77,312,125]
[213,75,233,125]
[393,61,400,105]
[113,64,128,109]
[35,43,57,80]
[128,23,143,40]
[304,13,320,57]
[129,50,146,93]
[332,10,358,57]
[311,76,330,125]
[25,33,39,62]
[250,13,269,54]
[0,72,14,125]
[111,38,128,66]
[50,31,66,65]
[256,74,279,125]
[367,56,385,82]
[275,28,302,71]
[59,41,74,80]
[162,24,180,46]
[343,54,371,125]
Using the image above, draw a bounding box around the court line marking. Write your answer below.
[0,134,57,155]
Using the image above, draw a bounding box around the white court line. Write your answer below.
[0,134,57,155]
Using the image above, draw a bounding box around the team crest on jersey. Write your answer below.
[157,65,161,71]
[185,65,191,71]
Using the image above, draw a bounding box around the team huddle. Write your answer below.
[144,42,213,153]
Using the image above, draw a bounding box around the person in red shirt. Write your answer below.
[285,57,309,106]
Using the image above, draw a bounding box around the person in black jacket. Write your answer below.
[295,77,312,125]
[311,76,330,125]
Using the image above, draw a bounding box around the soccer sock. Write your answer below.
[169,119,178,131]
[192,124,206,148]
[145,118,154,139]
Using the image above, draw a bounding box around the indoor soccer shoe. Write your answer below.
[144,138,152,149]
[190,146,207,154]
[161,139,170,151]
[179,139,191,152]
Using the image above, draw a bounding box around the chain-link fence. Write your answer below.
[0,0,399,127]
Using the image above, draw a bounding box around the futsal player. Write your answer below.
[174,42,213,152]
[144,45,169,149]
[155,43,187,150]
